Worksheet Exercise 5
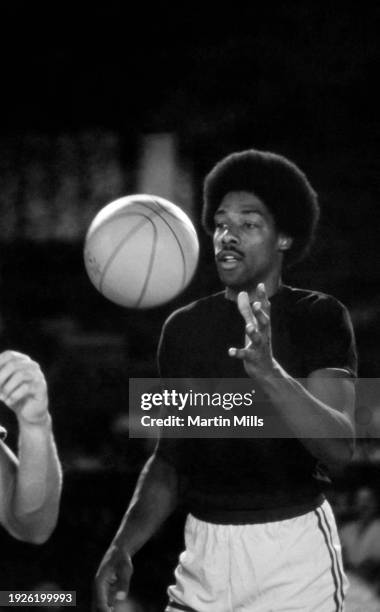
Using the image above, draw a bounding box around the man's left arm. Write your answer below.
[229,286,355,474]
[0,351,62,544]
[258,367,355,473]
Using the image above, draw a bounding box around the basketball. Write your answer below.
[84,194,199,308]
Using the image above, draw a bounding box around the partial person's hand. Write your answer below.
[0,351,49,424]
[229,283,277,378]
[94,543,133,612]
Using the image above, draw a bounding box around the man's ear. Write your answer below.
[278,235,293,251]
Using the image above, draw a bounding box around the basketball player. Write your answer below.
[95,150,357,611]
[0,350,61,543]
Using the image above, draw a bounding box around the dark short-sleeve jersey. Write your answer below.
[156,285,357,523]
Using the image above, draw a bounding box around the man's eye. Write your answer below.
[215,222,226,230]
[243,221,258,229]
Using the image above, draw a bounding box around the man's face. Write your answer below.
[213,191,289,291]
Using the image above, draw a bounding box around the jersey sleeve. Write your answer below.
[305,296,357,377]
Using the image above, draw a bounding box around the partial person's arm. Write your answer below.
[0,351,62,543]
[94,452,179,612]
[258,366,355,473]
[230,286,355,473]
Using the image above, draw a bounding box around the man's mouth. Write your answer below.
[216,251,243,270]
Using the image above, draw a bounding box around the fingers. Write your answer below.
[238,298,269,343]
[0,350,31,369]
[228,347,251,360]
[0,353,30,390]
[94,552,132,612]
[237,292,258,334]
[0,367,32,395]
[237,285,270,332]
[0,365,24,396]
[0,352,45,384]
[0,352,36,390]
[114,590,128,609]
[94,570,115,612]
[94,562,120,611]
[252,301,270,332]
[1,381,30,407]
[257,283,271,311]
[0,366,32,406]
[0,355,46,407]
[230,285,271,362]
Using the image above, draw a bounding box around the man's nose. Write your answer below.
[221,226,239,245]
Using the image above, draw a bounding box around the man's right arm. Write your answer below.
[94,452,179,612]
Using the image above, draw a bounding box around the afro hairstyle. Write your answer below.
[202,149,320,265]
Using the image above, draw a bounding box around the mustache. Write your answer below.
[215,247,244,260]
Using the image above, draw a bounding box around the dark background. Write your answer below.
[0,3,379,610]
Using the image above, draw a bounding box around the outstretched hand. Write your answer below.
[229,283,276,379]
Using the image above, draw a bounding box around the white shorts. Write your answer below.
[165,500,348,612]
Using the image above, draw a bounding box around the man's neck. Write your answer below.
[225,275,283,302]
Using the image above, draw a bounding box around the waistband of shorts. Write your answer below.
[189,493,326,524]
